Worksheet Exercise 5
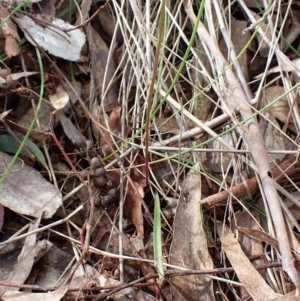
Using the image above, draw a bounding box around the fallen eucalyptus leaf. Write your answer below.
[15,15,85,61]
[0,152,62,218]
[217,222,278,300]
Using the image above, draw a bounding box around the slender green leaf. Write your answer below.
[0,135,49,172]
[153,192,164,283]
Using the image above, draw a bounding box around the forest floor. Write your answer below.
[0,0,300,300]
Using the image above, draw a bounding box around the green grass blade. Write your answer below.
[153,192,164,283]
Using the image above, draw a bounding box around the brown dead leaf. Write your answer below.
[262,86,296,133]
[75,0,92,26]
[124,181,144,237]
[99,105,132,148]
[270,291,300,301]
[217,222,278,300]
[32,0,56,16]
[0,5,20,58]
[57,111,86,145]
[235,210,266,299]
[251,10,271,57]
[88,25,118,112]
[220,18,250,83]
[109,105,132,137]
[98,6,123,44]
[7,120,50,142]
[18,100,53,136]
[169,163,215,301]
[140,260,160,298]
[151,117,183,135]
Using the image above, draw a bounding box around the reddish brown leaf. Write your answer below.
[139,261,160,298]
[124,181,144,237]
[0,5,20,58]
[109,105,131,137]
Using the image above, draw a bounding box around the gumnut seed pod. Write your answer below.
[90,157,101,170]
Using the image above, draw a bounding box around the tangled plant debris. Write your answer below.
[0,0,300,300]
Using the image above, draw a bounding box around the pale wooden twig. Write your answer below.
[183,0,300,288]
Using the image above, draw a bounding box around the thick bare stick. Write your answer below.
[200,161,295,205]
[184,0,300,287]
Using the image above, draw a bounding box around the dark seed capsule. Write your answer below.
[94,167,106,176]
[79,150,86,157]
[79,169,89,180]
[88,150,98,159]
[93,176,106,188]
[101,195,113,208]
[107,188,118,200]
[75,138,86,148]
[86,140,94,151]
[94,196,101,207]
[101,145,111,157]
[90,157,101,169]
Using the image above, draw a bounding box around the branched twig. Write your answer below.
[201,159,300,205]
[184,0,300,288]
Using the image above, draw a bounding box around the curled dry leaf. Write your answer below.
[15,14,86,61]
[0,5,20,58]
[49,85,69,110]
[0,152,62,219]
